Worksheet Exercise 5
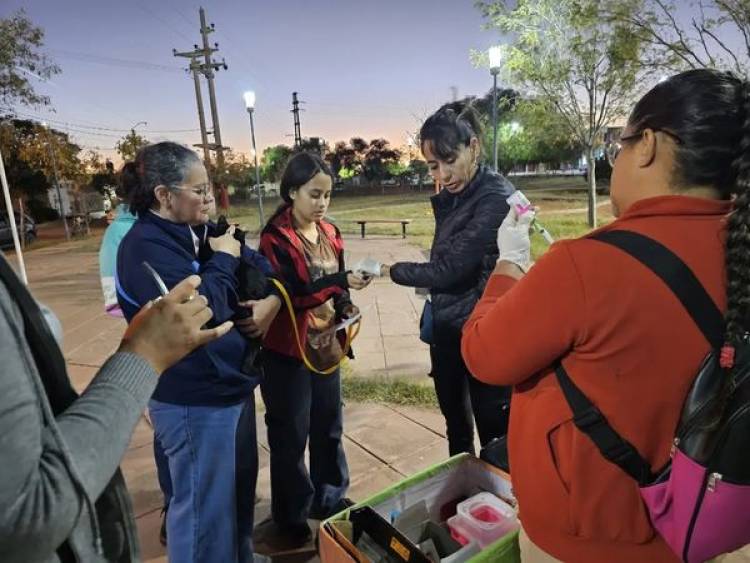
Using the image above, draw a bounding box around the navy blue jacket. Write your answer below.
[116,211,273,405]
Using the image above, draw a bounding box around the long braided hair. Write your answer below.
[724,79,750,354]
[624,69,750,367]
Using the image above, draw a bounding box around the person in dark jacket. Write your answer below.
[117,142,280,563]
[255,152,371,550]
[381,102,514,455]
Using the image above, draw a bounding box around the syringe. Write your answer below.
[506,191,554,245]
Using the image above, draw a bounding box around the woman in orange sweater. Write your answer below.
[462,69,748,562]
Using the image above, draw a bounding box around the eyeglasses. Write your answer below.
[169,183,212,198]
[605,128,683,167]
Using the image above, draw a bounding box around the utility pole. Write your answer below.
[45,130,70,241]
[173,7,228,178]
[189,56,211,170]
[292,92,303,147]
[199,7,225,172]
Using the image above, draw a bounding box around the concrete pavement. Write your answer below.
[4,232,445,562]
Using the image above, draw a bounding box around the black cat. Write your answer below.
[200,216,269,373]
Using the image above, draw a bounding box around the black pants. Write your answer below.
[430,340,510,456]
[260,350,349,527]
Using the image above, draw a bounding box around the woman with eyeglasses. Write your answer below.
[462,69,750,561]
[117,142,279,562]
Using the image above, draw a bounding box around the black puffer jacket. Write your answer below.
[391,165,514,345]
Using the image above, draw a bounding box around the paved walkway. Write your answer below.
[4,232,443,562]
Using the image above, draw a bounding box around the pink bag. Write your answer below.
[641,449,750,563]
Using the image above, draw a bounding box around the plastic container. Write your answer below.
[446,492,518,549]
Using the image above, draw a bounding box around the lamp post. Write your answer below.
[243,91,265,226]
[489,46,503,172]
[128,121,147,157]
[130,120,147,137]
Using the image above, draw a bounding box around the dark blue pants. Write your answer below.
[149,396,258,563]
[260,350,349,527]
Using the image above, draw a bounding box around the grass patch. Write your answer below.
[530,211,613,259]
[342,375,438,408]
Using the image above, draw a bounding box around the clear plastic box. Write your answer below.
[446,492,519,549]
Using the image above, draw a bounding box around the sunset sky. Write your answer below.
[5,0,506,162]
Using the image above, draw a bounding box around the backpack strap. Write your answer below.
[555,230,725,485]
[591,230,724,347]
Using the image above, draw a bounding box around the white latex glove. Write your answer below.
[497,207,535,271]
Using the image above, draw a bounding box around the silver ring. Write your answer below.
[186,292,197,303]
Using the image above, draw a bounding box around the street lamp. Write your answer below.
[130,121,147,135]
[489,45,503,172]
[243,90,265,226]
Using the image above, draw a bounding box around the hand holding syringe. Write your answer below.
[506,191,554,244]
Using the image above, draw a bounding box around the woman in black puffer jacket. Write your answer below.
[382,102,514,455]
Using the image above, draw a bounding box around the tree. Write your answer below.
[115,131,149,162]
[475,87,520,117]
[0,118,84,204]
[476,0,652,226]
[362,139,401,186]
[610,0,750,77]
[0,119,50,199]
[386,160,410,185]
[216,149,256,196]
[492,99,582,172]
[409,159,430,189]
[448,90,578,173]
[326,141,359,179]
[83,151,117,194]
[0,10,60,108]
[261,144,293,183]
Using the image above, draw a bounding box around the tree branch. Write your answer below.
[652,0,710,67]
[700,24,744,74]
[624,14,701,68]
[715,0,750,62]
[692,17,717,67]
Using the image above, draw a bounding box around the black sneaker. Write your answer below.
[252,518,312,552]
[309,497,355,521]
[159,507,168,547]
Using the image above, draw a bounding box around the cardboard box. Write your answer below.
[319,454,520,563]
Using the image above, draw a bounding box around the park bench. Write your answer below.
[355,219,412,239]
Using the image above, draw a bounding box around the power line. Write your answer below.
[307,100,410,111]
[5,110,200,134]
[50,49,183,73]
[79,145,118,152]
[165,0,199,31]
[133,0,195,43]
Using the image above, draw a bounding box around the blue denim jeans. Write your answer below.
[260,350,349,527]
[149,396,257,563]
[152,436,172,511]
